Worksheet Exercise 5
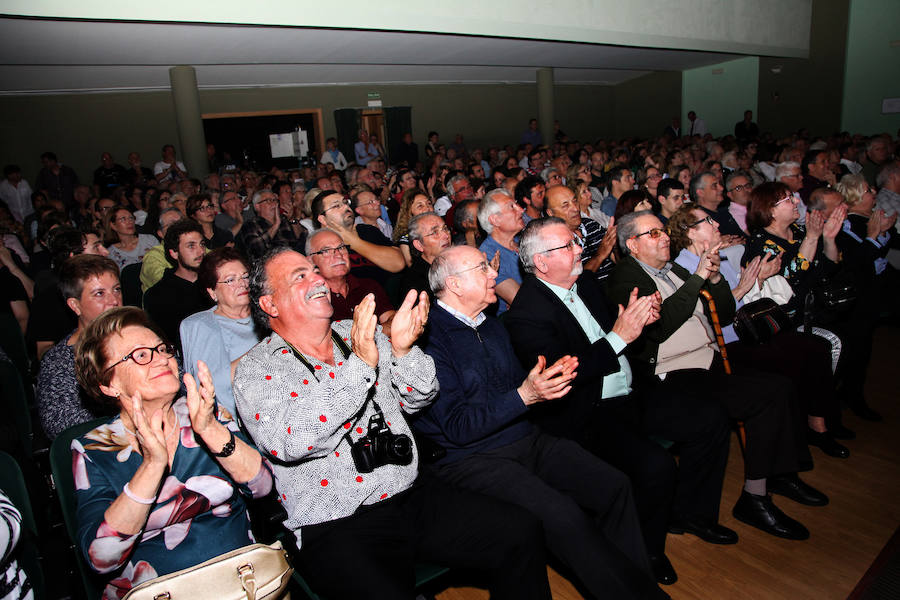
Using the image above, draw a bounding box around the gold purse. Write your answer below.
[123,541,293,600]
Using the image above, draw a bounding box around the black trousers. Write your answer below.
[659,357,809,480]
[630,378,732,523]
[534,395,679,558]
[434,431,661,600]
[728,330,841,422]
[297,475,551,600]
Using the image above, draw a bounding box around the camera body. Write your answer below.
[350,413,413,473]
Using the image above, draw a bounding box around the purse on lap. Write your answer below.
[733,298,792,344]
[122,541,293,600]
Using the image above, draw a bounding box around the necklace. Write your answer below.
[121,412,179,442]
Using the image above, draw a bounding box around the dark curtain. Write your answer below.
[333,108,361,166]
[383,106,412,167]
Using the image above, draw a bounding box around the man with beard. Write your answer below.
[306,228,394,332]
[143,219,208,352]
[515,176,546,225]
[397,212,451,304]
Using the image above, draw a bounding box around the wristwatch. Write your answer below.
[212,429,236,458]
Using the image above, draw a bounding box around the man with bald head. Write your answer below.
[306,228,394,330]
[545,185,617,281]
[418,244,665,599]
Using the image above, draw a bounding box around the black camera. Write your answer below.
[350,412,413,473]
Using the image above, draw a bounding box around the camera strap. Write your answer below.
[282,328,387,444]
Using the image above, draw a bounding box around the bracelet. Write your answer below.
[212,428,237,458]
[123,482,156,505]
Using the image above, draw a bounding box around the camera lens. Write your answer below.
[389,435,412,461]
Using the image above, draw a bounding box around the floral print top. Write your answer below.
[71,398,272,600]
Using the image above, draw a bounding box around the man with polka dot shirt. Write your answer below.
[234,247,551,599]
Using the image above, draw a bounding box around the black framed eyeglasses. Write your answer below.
[308,244,350,257]
[541,238,580,254]
[630,228,667,240]
[728,183,753,193]
[687,216,716,229]
[103,342,176,374]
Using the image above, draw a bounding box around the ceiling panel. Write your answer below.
[0,17,736,94]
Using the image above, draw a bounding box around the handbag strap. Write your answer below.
[238,563,257,600]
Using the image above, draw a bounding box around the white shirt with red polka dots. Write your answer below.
[233,320,437,548]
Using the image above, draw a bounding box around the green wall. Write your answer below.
[612,71,682,139]
[682,57,759,138]
[0,83,616,184]
[841,0,900,135]
[757,0,849,137]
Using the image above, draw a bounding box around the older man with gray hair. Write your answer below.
[434,173,474,219]
[605,210,825,542]
[397,211,451,304]
[236,189,307,260]
[477,188,525,313]
[306,227,394,328]
[775,160,806,224]
[418,243,666,599]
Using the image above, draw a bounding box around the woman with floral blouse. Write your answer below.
[71,307,271,598]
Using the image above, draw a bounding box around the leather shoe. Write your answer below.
[847,396,883,421]
[668,515,738,545]
[732,491,809,540]
[807,429,850,458]
[649,554,677,585]
[829,423,856,440]
[768,473,829,506]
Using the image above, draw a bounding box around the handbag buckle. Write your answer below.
[152,594,170,600]
[238,563,257,600]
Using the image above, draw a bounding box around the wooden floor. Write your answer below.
[436,326,900,600]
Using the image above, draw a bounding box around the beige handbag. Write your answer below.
[123,541,293,600]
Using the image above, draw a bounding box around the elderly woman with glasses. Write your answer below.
[72,306,272,599]
[743,182,844,304]
[186,193,234,249]
[668,204,850,458]
[179,248,259,417]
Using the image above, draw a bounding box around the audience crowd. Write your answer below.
[2,117,899,598]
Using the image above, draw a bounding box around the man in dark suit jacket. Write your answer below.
[505,217,735,585]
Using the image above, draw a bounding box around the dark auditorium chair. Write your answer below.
[49,417,109,600]
[0,358,33,460]
[119,263,144,307]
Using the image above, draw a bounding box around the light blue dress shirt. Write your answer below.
[538,279,632,398]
